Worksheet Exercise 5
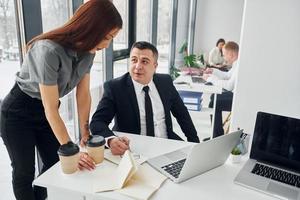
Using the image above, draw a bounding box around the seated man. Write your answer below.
[203,41,239,138]
[90,41,200,155]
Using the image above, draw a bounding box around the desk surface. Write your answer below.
[34,132,276,200]
[174,74,222,94]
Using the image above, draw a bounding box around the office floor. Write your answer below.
[172,93,213,141]
[0,139,14,200]
[0,94,217,199]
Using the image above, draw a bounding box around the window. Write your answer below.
[113,58,129,78]
[136,0,151,42]
[0,0,20,100]
[40,0,70,32]
[90,50,104,113]
[0,1,20,199]
[113,0,128,50]
[157,0,171,74]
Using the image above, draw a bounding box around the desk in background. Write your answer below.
[174,75,222,138]
[34,132,277,200]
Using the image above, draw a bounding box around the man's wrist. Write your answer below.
[105,136,116,148]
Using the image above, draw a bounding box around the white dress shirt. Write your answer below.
[207,62,238,92]
[132,79,168,138]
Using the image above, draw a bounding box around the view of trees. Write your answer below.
[0,0,18,61]
[41,0,69,32]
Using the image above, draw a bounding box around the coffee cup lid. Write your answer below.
[87,135,105,147]
[57,141,79,156]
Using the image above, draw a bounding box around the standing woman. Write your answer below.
[0,1,122,200]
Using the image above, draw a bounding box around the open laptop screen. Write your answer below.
[250,112,300,172]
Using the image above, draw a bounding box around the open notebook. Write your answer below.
[104,149,148,165]
[94,150,167,200]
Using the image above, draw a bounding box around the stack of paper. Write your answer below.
[94,150,167,200]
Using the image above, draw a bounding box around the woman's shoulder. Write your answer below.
[210,47,218,53]
[30,39,65,55]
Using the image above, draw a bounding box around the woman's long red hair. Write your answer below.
[27,0,122,52]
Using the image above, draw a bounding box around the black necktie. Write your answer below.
[143,86,155,137]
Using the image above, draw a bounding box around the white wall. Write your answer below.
[231,0,300,134]
[194,0,244,55]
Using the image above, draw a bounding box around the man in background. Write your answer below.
[204,41,239,138]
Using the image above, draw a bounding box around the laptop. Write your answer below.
[147,130,242,183]
[191,76,207,84]
[234,112,300,200]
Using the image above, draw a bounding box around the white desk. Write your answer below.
[34,132,277,200]
[174,74,222,94]
[174,75,222,138]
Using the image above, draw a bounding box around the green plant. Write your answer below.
[184,54,199,68]
[231,147,241,155]
[178,41,204,68]
[170,65,180,80]
[198,54,205,66]
[178,41,188,54]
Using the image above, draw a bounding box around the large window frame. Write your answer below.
[103,0,136,80]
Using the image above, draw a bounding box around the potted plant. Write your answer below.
[230,147,242,163]
[170,64,181,80]
[178,41,205,75]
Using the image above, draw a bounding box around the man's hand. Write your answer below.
[108,136,130,155]
[204,68,213,74]
[203,73,210,81]
[78,152,95,171]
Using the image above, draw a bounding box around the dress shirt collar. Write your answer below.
[132,78,155,94]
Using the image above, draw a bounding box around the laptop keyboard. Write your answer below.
[161,159,186,178]
[251,163,300,188]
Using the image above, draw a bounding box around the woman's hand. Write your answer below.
[80,131,90,147]
[78,152,95,171]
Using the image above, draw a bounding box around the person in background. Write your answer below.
[208,38,229,71]
[89,41,200,156]
[204,41,239,138]
[0,1,122,200]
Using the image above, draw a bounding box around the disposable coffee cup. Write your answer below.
[86,135,105,164]
[57,141,80,174]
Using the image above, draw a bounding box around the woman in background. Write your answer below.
[208,38,227,70]
[0,1,122,200]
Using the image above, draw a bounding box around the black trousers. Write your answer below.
[0,83,60,200]
[209,91,233,138]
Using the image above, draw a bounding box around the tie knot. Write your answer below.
[143,86,149,93]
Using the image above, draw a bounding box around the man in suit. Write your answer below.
[90,41,200,155]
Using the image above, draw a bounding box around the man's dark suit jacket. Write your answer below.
[90,73,200,143]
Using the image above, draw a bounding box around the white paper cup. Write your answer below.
[57,142,80,174]
[86,135,105,164]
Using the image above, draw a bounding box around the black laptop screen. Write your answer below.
[250,112,300,172]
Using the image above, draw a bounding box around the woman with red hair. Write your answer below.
[0,1,122,199]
